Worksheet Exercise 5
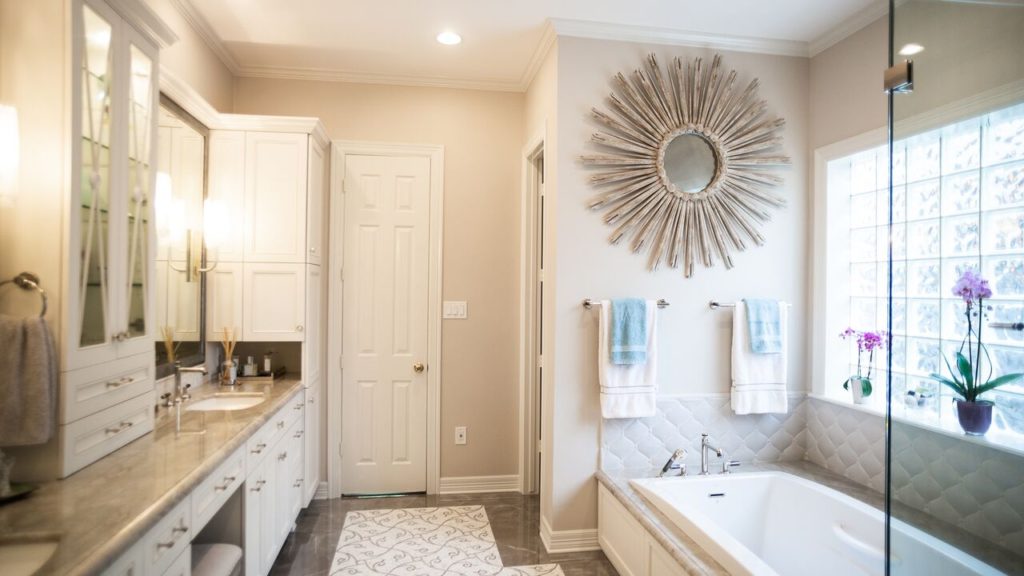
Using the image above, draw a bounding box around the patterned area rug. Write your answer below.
[330,505,563,575]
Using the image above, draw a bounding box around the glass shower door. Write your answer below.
[887,0,1024,574]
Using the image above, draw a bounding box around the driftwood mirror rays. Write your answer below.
[582,53,789,277]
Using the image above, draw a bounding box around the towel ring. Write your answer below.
[0,272,48,318]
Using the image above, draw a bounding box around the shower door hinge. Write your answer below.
[884,60,914,94]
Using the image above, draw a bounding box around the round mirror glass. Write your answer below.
[662,133,717,193]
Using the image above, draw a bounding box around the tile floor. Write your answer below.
[270,492,619,576]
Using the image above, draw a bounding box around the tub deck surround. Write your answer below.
[597,461,1024,575]
[0,376,306,576]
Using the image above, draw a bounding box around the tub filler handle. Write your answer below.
[833,523,885,564]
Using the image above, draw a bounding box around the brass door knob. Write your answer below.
[413,362,425,373]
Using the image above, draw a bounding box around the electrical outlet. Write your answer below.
[455,426,467,445]
[443,301,468,319]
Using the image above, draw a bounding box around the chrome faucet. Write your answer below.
[171,361,208,437]
[700,433,723,475]
[659,448,687,477]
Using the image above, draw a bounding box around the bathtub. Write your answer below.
[630,471,1001,576]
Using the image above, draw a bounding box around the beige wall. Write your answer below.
[546,36,810,531]
[233,78,525,479]
[145,0,234,112]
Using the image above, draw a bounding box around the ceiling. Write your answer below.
[175,0,886,91]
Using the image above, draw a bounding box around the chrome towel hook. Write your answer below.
[0,271,48,318]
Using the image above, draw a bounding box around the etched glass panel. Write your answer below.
[984,256,1024,298]
[850,228,876,262]
[850,191,877,228]
[907,260,940,297]
[907,180,940,220]
[125,44,153,339]
[982,208,1024,255]
[907,219,940,258]
[983,102,1024,166]
[906,130,941,184]
[907,299,940,338]
[941,119,980,175]
[940,214,979,257]
[79,5,113,347]
[983,161,1024,209]
[941,172,979,216]
[906,337,941,377]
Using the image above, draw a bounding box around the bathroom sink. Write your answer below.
[0,540,59,576]
[187,393,265,412]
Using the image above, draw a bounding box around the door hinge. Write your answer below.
[884,60,914,94]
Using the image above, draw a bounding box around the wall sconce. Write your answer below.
[0,104,20,206]
[159,172,217,283]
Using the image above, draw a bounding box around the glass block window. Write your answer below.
[838,101,1024,440]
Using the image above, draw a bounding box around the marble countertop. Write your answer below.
[597,460,1023,575]
[0,377,305,576]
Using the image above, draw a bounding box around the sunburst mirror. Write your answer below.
[582,53,790,277]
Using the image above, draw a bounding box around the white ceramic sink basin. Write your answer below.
[0,540,59,576]
[187,393,265,412]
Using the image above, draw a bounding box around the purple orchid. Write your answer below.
[840,328,887,397]
[952,269,992,305]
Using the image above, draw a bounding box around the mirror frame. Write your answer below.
[154,94,209,379]
[582,53,790,277]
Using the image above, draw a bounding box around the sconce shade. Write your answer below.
[0,104,19,199]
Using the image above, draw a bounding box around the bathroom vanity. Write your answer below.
[0,378,308,576]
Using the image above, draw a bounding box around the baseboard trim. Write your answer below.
[314,481,329,500]
[438,474,521,494]
[540,516,601,553]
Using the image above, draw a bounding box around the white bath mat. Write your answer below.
[330,505,563,575]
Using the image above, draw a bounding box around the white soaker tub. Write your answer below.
[630,471,1002,576]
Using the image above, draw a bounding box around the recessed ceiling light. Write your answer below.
[436,31,462,46]
[899,43,924,56]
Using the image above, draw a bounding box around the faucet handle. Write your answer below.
[722,460,741,474]
[181,383,192,401]
[160,393,173,408]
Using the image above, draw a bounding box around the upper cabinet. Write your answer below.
[244,132,308,263]
[68,0,160,370]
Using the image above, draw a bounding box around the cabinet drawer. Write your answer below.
[62,354,154,424]
[160,545,191,576]
[62,393,154,476]
[100,542,143,576]
[245,417,277,474]
[192,446,245,533]
[142,496,192,576]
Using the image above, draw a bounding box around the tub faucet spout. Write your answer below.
[700,433,723,475]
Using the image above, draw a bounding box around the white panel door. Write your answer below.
[342,154,430,495]
[243,132,308,263]
[207,131,245,263]
[206,262,243,343]
[243,263,305,342]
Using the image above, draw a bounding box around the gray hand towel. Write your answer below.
[0,315,57,446]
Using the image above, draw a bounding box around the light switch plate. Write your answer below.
[443,301,468,319]
[455,426,467,445]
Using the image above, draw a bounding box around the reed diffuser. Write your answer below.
[221,327,237,385]
[160,326,178,364]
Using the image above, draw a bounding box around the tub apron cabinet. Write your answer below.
[598,484,686,576]
[2,0,176,482]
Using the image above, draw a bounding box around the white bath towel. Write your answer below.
[731,301,788,414]
[0,315,57,446]
[599,300,657,418]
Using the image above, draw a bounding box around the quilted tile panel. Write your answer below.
[600,396,807,472]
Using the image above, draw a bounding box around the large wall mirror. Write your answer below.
[154,95,208,377]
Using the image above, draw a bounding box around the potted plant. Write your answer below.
[930,270,1024,435]
[840,328,885,405]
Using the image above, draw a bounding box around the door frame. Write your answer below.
[518,130,545,495]
[327,140,444,497]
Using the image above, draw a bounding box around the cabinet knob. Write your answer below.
[311,247,318,254]
[296,325,304,332]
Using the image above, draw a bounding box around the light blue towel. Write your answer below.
[744,299,782,354]
[610,298,647,365]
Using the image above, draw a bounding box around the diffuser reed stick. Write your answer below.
[160,326,177,363]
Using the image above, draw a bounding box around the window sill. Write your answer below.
[809,393,1024,459]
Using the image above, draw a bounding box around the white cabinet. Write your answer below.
[242,263,306,342]
[207,132,246,263]
[303,379,321,506]
[303,265,322,381]
[307,140,326,265]
[66,0,160,371]
[243,132,308,264]
[598,484,687,576]
[207,262,243,342]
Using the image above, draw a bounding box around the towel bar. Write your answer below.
[710,300,791,310]
[0,272,47,317]
[582,298,669,309]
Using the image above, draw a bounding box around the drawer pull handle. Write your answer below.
[224,475,237,483]
[309,398,315,405]
[105,376,134,388]
[294,403,303,411]
[293,431,303,438]
[250,443,267,454]
[277,421,285,430]
[278,451,288,461]
[156,541,174,551]
[250,479,266,492]
[172,525,188,535]
[214,483,229,492]
[104,421,135,435]
[293,480,303,488]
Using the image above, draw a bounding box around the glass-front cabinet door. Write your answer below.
[68,0,158,369]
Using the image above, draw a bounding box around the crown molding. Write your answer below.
[518,20,557,91]
[808,0,888,57]
[235,64,525,93]
[159,66,222,127]
[107,0,177,48]
[548,17,809,58]
[169,0,241,74]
